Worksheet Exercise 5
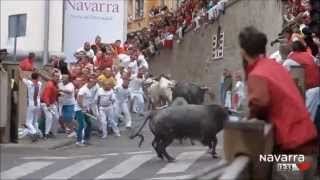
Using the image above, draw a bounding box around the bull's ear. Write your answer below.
[200,86,209,91]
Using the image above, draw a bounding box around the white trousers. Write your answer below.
[115,101,132,128]
[99,106,120,137]
[26,106,41,135]
[306,87,320,121]
[224,91,232,109]
[131,92,144,114]
[41,103,59,135]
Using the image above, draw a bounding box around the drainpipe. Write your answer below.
[43,0,50,65]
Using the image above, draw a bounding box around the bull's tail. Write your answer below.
[130,112,153,147]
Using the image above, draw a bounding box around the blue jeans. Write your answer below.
[75,111,92,142]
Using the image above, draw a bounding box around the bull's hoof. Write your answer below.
[158,155,164,160]
[211,153,218,159]
[167,158,176,163]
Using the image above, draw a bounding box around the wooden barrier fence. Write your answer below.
[0,67,10,143]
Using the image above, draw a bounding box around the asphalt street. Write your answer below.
[1,113,224,180]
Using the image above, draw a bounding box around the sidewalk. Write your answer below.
[0,133,74,150]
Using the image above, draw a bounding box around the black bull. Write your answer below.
[172,81,215,105]
[130,104,229,162]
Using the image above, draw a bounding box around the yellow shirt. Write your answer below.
[98,74,116,87]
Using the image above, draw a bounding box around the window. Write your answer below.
[8,14,27,37]
[135,0,144,18]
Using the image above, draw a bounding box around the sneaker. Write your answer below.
[43,134,49,140]
[101,134,108,139]
[30,134,38,142]
[75,141,84,147]
[115,132,121,137]
[82,140,91,145]
[67,132,76,138]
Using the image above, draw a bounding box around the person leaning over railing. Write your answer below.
[238,26,318,173]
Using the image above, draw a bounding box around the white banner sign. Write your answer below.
[63,0,127,62]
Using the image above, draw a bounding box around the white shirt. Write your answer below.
[89,84,99,105]
[129,77,144,93]
[118,54,131,68]
[77,47,94,59]
[128,60,139,76]
[75,84,94,111]
[269,50,283,64]
[138,55,149,70]
[58,82,76,106]
[114,86,131,103]
[282,59,299,71]
[115,72,123,89]
[22,79,42,107]
[96,88,116,107]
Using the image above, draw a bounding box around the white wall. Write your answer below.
[0,0,63,58]
[0,0,45,54]
[48,0,64,55]
[63,0,128,62]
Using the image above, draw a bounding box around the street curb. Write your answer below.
[0,138,74,150]
[48,139,74,150]
[225,0,242,9]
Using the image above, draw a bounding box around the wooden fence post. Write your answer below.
[0,68,10,143]
[223,119,274,180]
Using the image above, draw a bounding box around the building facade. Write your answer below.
[0,0,177,63]
[127,0,179,32]
[0,0,64,62]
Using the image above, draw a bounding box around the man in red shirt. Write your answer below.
[238,26,317,152]
[41,71,60,139]
[114,40,126,55]
[94,50,113,70]
[19,52,35,71]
